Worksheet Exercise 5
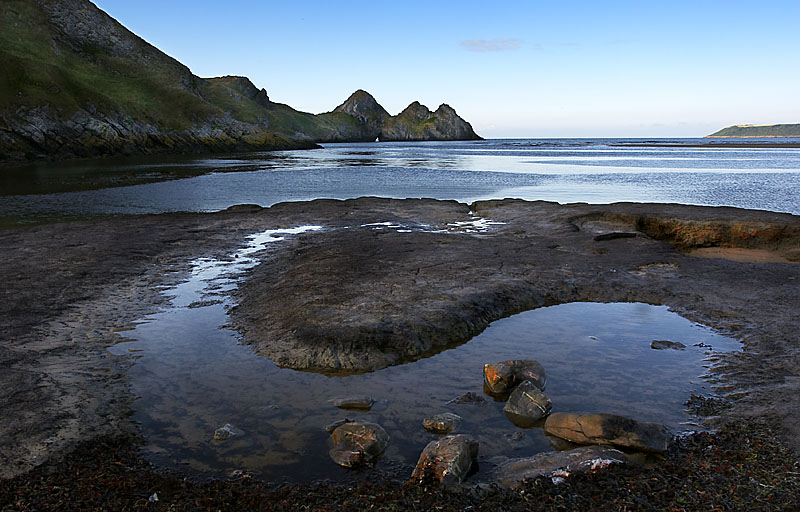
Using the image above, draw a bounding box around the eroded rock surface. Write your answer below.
[544,413,671,453]
[496,445,628,488]
[2,197,800,478]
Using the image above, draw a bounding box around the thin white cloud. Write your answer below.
[460,38,523,52]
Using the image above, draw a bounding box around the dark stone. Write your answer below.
[594,232,638,241]
[410,434,479,485]
[544,413,671,453]
[503,381,552,427]
[423,413,462,434]
[329,421,389,468]
[651,339,687,350]
[329,395,375,410]
[496,445,628,488]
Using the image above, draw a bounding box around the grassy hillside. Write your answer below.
[0,0,218,130]
[707,124,800,138]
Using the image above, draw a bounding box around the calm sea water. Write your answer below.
[2,138,799,223]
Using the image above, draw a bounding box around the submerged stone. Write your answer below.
[544,413,671,453]
[423,412,462,434]
[496,445,627,488]
[213,423,238,441]
[329,395,375,410]
[503,381,552,427]
[329,421,389,468]
[447,392,486,405]
[410,434,479,485]
[483,359,546,395]
[651,339,687,350]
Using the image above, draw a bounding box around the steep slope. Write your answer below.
[0,0,312,161]
[380,101,481,141]
[328,89,390,140]
[0,0,481,162]
[707,124,800,138]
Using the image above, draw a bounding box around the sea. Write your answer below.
[2,138,800,223]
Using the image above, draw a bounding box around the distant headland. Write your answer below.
[707,124,800,138]
[0,0,480,163]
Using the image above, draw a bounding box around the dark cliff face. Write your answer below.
[379,102,481,141]
[332,90,390,139]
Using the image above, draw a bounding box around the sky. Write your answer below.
[93,0,800,138]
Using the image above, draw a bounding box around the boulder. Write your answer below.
[329,395,375,410]
[651,339,687,350]
[329,421,389,467]
[423,412,462,434]
[410,434,479,485]
[483,359,546,395]
[496,445,627,487]
[503,381,552,427]
[544,413,671,453]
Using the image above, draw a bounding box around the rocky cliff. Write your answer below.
[327,91,481,142]
[380,102,480,141]
[0,0,480,162]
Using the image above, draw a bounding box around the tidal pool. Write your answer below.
[109,227,738,483]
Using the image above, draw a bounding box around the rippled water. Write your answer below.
[108,227,738,482]
[2,138,799,224]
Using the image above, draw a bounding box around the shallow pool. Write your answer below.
[109,227,738,482]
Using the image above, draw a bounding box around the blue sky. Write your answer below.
[93,0,800,138]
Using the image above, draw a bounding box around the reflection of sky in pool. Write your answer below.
[108,227,739,483]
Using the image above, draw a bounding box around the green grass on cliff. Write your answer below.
[0,1,222,130]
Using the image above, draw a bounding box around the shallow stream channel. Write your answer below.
[108,225,739,483]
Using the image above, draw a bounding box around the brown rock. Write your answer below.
[483,359,546,395]
[411,434,479,485]
[544,413,671,453]
[329,421,389,468]
[496,445,627,487]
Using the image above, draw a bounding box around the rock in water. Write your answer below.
[544,413,671,453]
[503,381,552,427]
[496,445,627,487]
[447,392,486,405]
[411,434,479,485]
[329,421,389,468]
[329,395,375,410]
[213,423,237,441]
[651,339,687,350]
[483,359,546,395]
[423,412,463,434]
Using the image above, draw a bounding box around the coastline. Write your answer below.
[1,198,799,506]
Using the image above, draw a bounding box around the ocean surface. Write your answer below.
[2,138,799,223]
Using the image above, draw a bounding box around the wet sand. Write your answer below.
[1,198,798,494]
